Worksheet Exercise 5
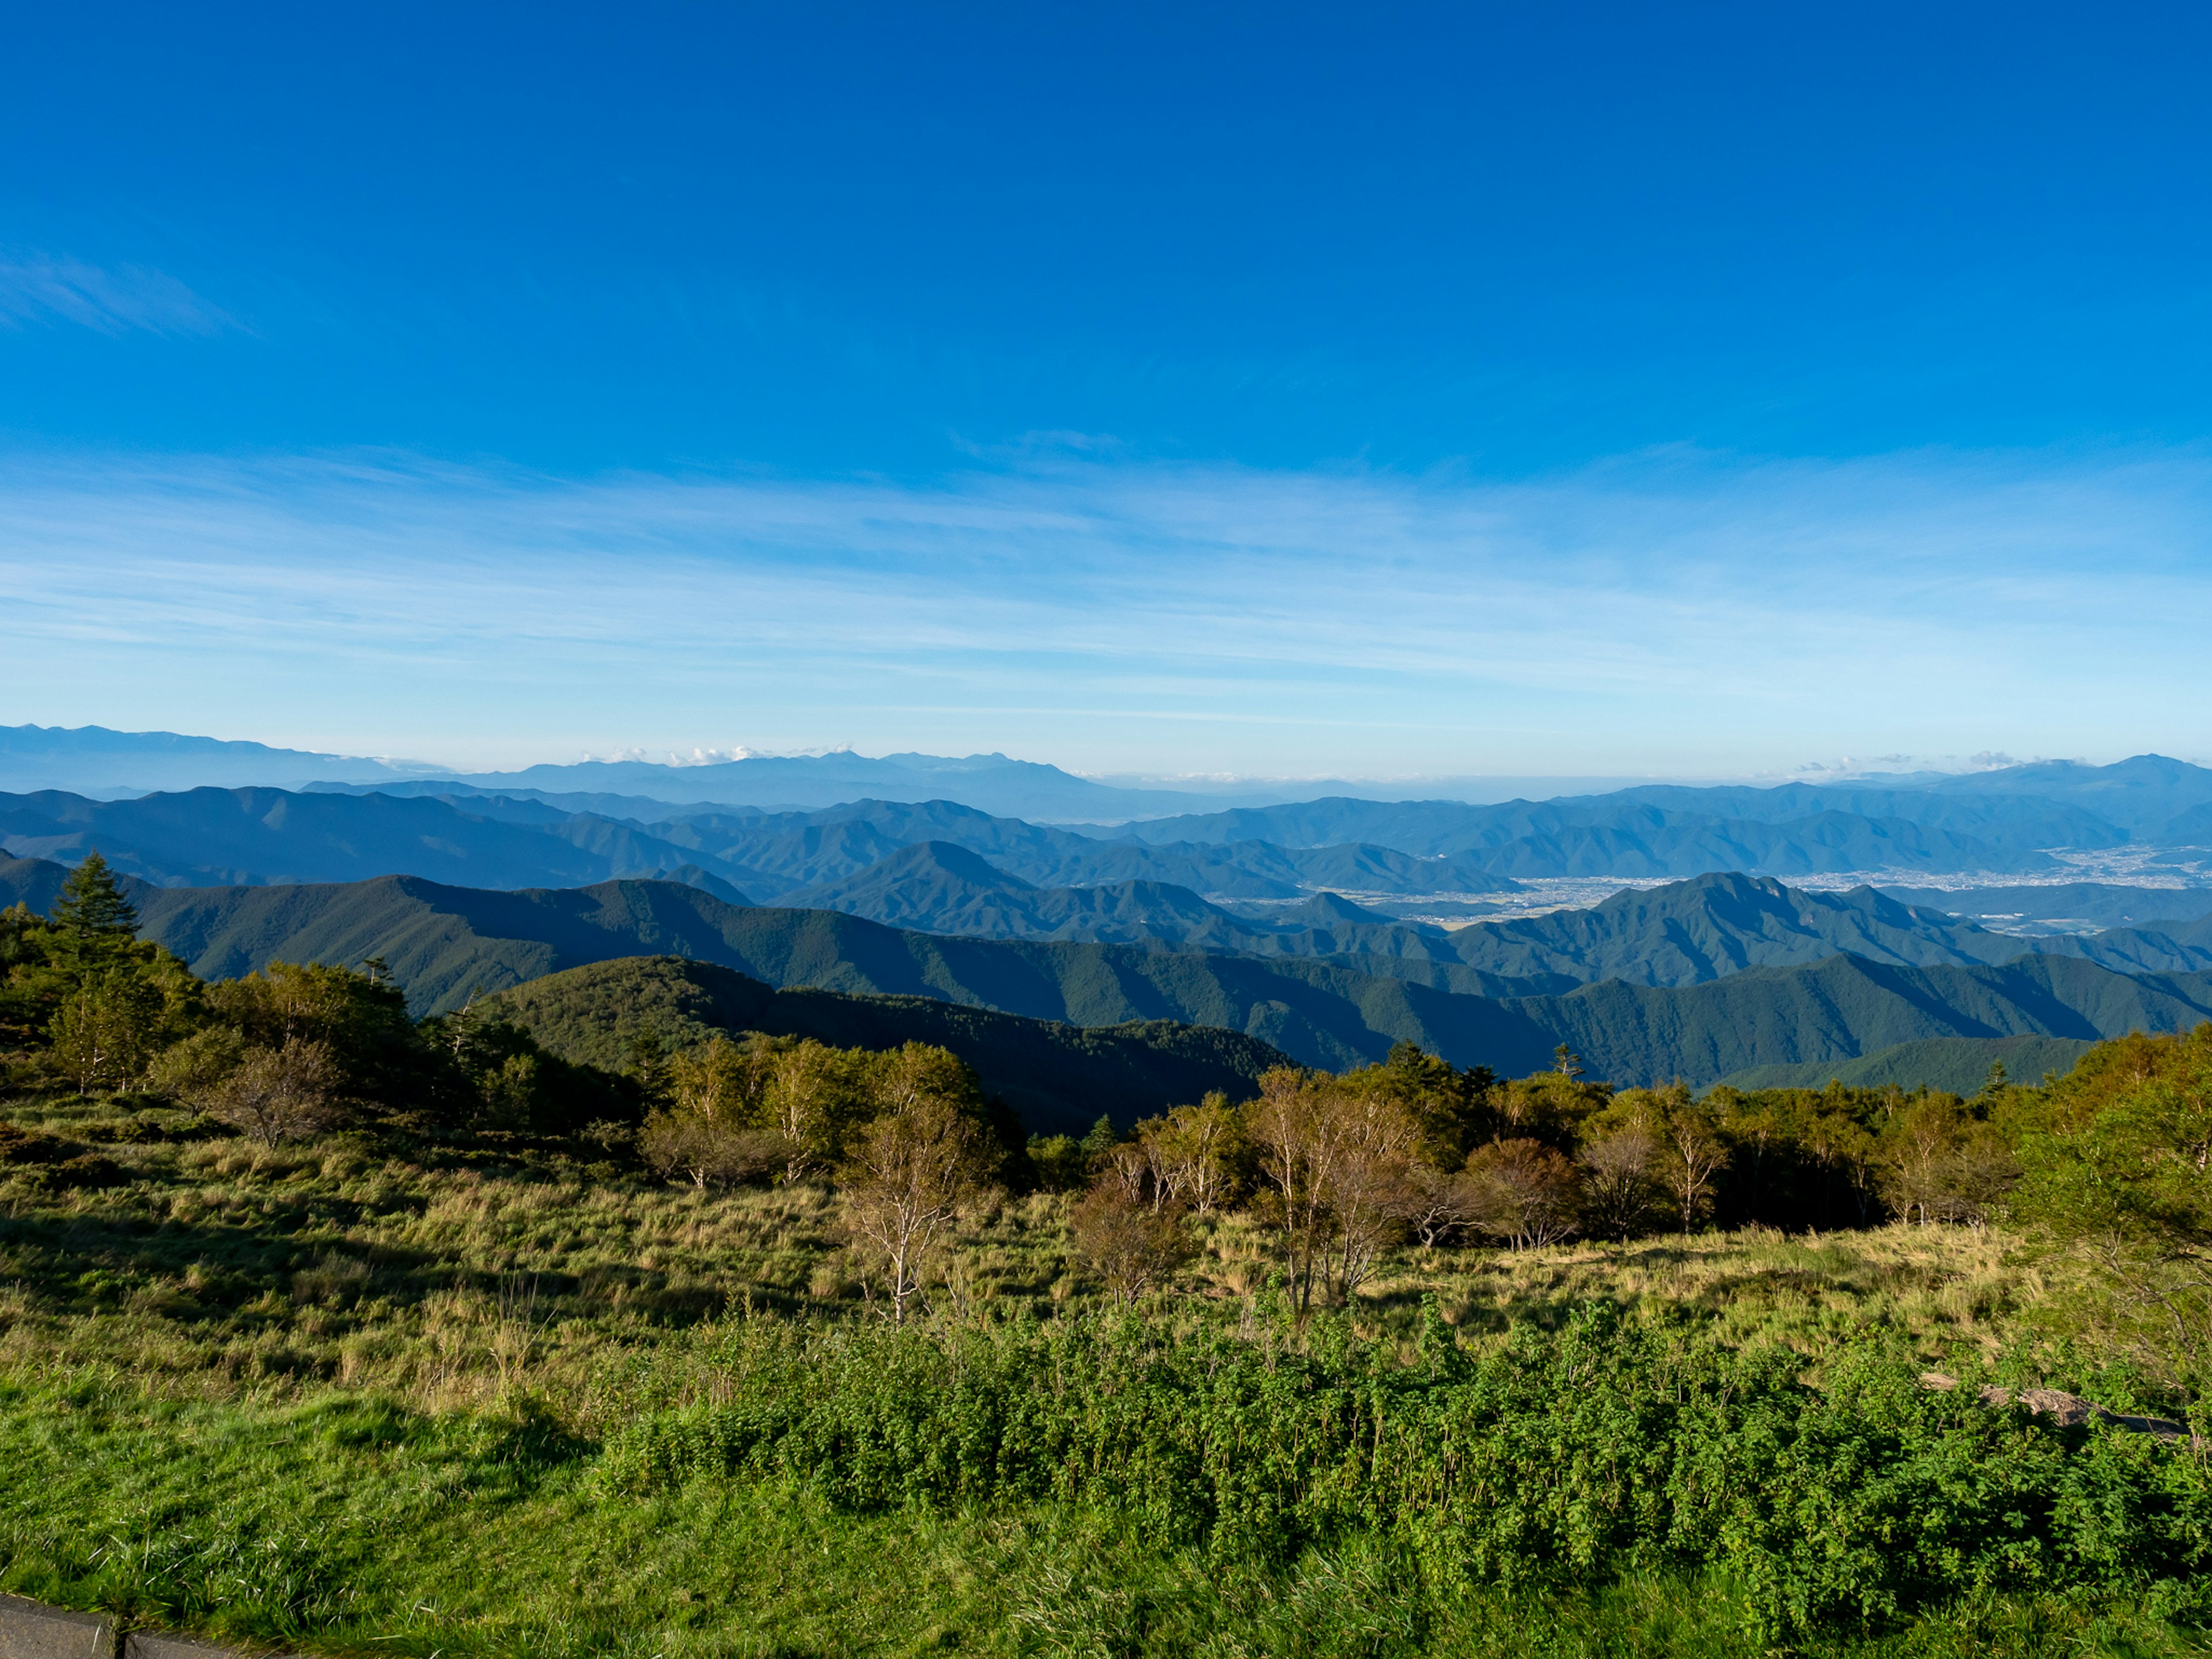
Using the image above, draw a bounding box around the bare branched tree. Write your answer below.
[1070,1181,1195,1304]
[1395,1162,1479,1248]
[1141,1093,1245,1213]
[195,1036,344,1146]
[843,1087,988,1323]
[1464,1138,1582,1251]
[1249,1067,1343,1312]
[1579,1127,1664,1241]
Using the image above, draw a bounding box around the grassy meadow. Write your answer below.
[2,1087,2209,1657]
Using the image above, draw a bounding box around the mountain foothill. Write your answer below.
[5,730,2212,1113]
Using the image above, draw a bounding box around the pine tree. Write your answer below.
[50,851,139,941]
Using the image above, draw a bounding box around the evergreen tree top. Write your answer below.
[51,850,139,940]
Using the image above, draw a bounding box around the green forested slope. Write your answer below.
[2027,911,2212,974]
[1523,953,2212,1085]
[486,956,1290,1135]
[0,786,755,891]
[777,855,2030,987]
[132,875,779,1009]
[103,871,2212,1084]
[1714,1033,2102,1094]
[0,850,70,913]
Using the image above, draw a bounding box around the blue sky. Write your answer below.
[5,3,2210,779]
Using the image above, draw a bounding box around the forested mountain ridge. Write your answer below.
[1715,1033,2102,1095]
[0,848,75,914]
[0,786,1517,901]
[774,855,2033,986]
[1078,755,2212,868]
[643,797,1518,898]
[20,858,2209,1084]
[2028,911,2212,975]
[11,757,2212,911]
[484,956,1291,1137]
[772,841,1522,965]
[1430,873,2024,983]
[1877,883,2212,932]
[0,787,756,895]
[16,840,2196,1006]
[1088,795,2062,874]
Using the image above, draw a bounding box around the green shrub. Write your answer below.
[600,1302,2212,1640]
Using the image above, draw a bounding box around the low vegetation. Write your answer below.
[3,858,2211,1655]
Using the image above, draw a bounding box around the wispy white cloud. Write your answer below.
[0,253,231,336]
[0,444,2206,775]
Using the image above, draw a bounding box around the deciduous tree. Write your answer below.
[843,1073,991,1323]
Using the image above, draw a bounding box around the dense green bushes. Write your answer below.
[2,855,632,1137]
[597,1304,2212,1639]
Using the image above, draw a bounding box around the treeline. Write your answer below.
[0,854,631,1141]
[1009,1043,2035,1312]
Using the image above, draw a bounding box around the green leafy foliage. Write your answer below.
[2004,1024,2212,1385]
[597,1304,2212,1641]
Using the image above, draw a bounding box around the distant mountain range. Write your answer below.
[423,751,1262,820]
[0,787,752,898]
[1877,882,2212,933]
[21,764,2212,904]
[641,798,1521,899]
[14,851,2212,1090]
[7,732,2212,1103]
[0,725,1274,820]
[0,786,1517,901]
[0,724,441,796]
[773,851,2051,987]
[1092,787,2201,875]
[1094,756,2212,850]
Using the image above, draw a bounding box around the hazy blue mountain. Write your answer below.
[2160,801,2212,844]
[432,751,1256,820]
[775,855,2029,992]
[1430,873,2022,986]
[1876,883,2212,932]
[771,842,1541,979]
[648,797,1519,898]
[1908,755,2212,832]
[0,723,438,796]
[2026,913,2212,975]
[1600,782,2128,856]
[308,779,756,822]
[1085,756,2212,873]
[0,787,758,895]
[1097,796,2055,876]
[0,850,74,913]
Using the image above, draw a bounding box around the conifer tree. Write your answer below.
[50,851,138,942]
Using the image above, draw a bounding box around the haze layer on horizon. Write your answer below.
[3,6,2208,780]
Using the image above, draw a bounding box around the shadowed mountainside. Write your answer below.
[777,857,2032,986]
[1876,883,2212,933]
[0,787,753,895]
[485,956,1292,1137]
[90,865,2212,1082]
[647,798,1520,899]
[1713,1033,2104,1096]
